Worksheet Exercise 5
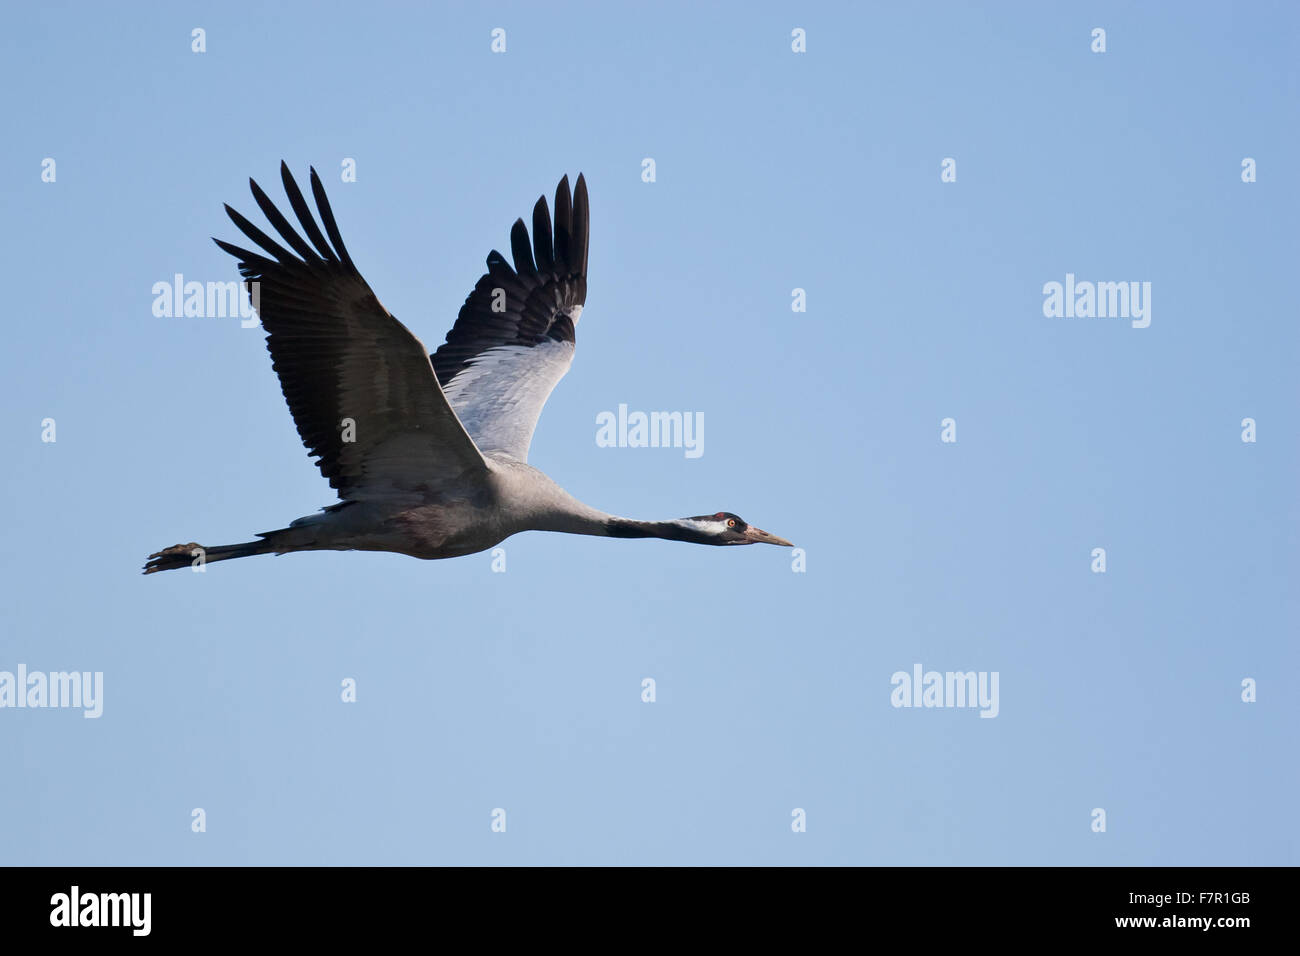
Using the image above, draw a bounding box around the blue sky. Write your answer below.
[1,1,1296,865]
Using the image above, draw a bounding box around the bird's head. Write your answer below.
[686,512,793,547]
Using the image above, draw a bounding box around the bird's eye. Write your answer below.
[727,518,736,528]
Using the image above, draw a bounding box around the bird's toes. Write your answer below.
[147,542,201,559]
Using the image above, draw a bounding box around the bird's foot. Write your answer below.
[142,542,204,575]
[147,542,202,559]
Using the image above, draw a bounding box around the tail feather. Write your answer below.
[143,534,282,574]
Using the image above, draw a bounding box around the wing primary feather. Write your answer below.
[510,218,536,275]
[572,173,589,277]
[211,237,279,275]
[249,177,320,263]
[224,204,296,262]
[280,161,339,262]
[532,195,554,272]
[553,175,572,270]
[308,166,357,271]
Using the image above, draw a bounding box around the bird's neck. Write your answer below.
[512,470,715,544]
[534,508,714,545]
[602,516,716,545]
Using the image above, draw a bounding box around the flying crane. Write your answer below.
[145,164,791,573]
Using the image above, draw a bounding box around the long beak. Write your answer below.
[744,525,793,547]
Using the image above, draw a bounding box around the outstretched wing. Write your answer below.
[215,162,486,502]
[431,174,588,462]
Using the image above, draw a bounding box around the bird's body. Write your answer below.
[145,165,790,574]
[279,455,609,561]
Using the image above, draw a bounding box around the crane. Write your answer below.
[144,164,792,574]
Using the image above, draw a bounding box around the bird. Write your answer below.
[144,163,792,574]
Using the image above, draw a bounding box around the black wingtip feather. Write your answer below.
[553,176,572,270]
[249,176,320,263]
[510,218,536,275]
[532,195,554,272]
[572,173,589,277]
[279,163,338,263]
[212,237,275,276]
[225,203,296,262]
[308,166,356,271]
